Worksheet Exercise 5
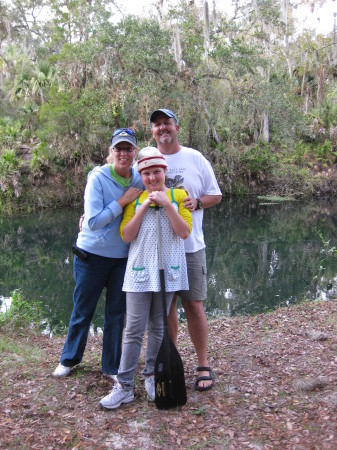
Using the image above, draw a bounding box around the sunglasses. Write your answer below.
[112,128,137,140]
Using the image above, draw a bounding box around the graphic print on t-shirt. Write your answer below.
[166,174,184,189]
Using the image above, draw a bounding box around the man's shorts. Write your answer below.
[176,248,207,301]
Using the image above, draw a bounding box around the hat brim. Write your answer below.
[138,162,167,173]
[137,153,168,173]
[149,109,178,124]
[111,136,138,148]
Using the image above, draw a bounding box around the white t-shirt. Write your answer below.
[163,146,221,253]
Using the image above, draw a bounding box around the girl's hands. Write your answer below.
[142,197,152,208]
[148,190,169,207]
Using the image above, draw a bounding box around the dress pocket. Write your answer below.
[131,266,149,283]
[168,265,181,281]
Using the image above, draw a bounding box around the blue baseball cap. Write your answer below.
[149,109,178,125]
[111,128,137,148]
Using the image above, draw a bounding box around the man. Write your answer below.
[149,108,222,391]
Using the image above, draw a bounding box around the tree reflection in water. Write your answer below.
[1,199,337,333]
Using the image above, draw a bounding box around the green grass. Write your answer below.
[0,335,43,366]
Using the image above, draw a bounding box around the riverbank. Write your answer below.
[1,299,337,449]
[1,142,337,215]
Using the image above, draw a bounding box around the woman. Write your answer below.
[99,147,192,409]
[53,129,143,378]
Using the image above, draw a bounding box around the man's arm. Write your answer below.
[183,194,222,211]
[197,194,222,209]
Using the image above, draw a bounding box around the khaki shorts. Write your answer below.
[176,248,207,301]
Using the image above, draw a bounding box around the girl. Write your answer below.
[100,147,192,409]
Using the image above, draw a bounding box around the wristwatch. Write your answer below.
[196,198,203,210]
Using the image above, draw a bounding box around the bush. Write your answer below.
[271,163,316,197]
[0,289,46,333]
[241,143,276,179]
[290,140,311,165]
[0,150,21,204]
[38,86,117,165]
[30,142,51,174]
[314,139,332,162]
[0,117,22,148]
[0,149,18,172]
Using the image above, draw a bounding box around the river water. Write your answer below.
[1,198,336,334]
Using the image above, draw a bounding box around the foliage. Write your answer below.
[30,141,50,174]
[240,143,276,178]
[0,0,336,211]
[38,86,119,164]
[0,117,22,148]
[289,140,312,165]
[0,289,46,333]
[270,163,317,197]
[314,139,333,162]
[283,139,335,166]
[0,149,20,204]
[0,149,18,172]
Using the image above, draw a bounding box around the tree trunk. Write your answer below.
[174,29,182,72]
[262,111,269,143]
[301,69,306,97]
[203,0,210,61]
[316,63,325,107]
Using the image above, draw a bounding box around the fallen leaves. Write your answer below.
[0,299,337,449]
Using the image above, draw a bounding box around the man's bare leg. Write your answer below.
[182,299,213,390]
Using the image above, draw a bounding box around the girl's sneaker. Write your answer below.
[99,383,134,409]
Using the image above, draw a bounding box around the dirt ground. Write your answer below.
[1,299,337,449]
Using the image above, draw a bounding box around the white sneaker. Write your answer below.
[52,363,75,378]
[99,383,134,410]
[145,375,155,402]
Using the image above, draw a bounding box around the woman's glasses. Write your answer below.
[113,146,135,153]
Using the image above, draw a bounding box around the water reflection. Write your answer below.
[0,199,336,333]
[203,198,337,317]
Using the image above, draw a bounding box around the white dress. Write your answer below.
[122,194,189,293]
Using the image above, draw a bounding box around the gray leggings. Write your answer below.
[117,291,173,390]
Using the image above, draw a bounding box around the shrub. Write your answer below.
[241,143,276,179]
[314,139,332,162]
[0,117,22,147]
[291,140,311,165]
[30,142,50,174]
[0,289,46,333]
[0,150,21,201]
[271,163,316,197]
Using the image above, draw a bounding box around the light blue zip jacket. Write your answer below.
[76,164,143,258]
